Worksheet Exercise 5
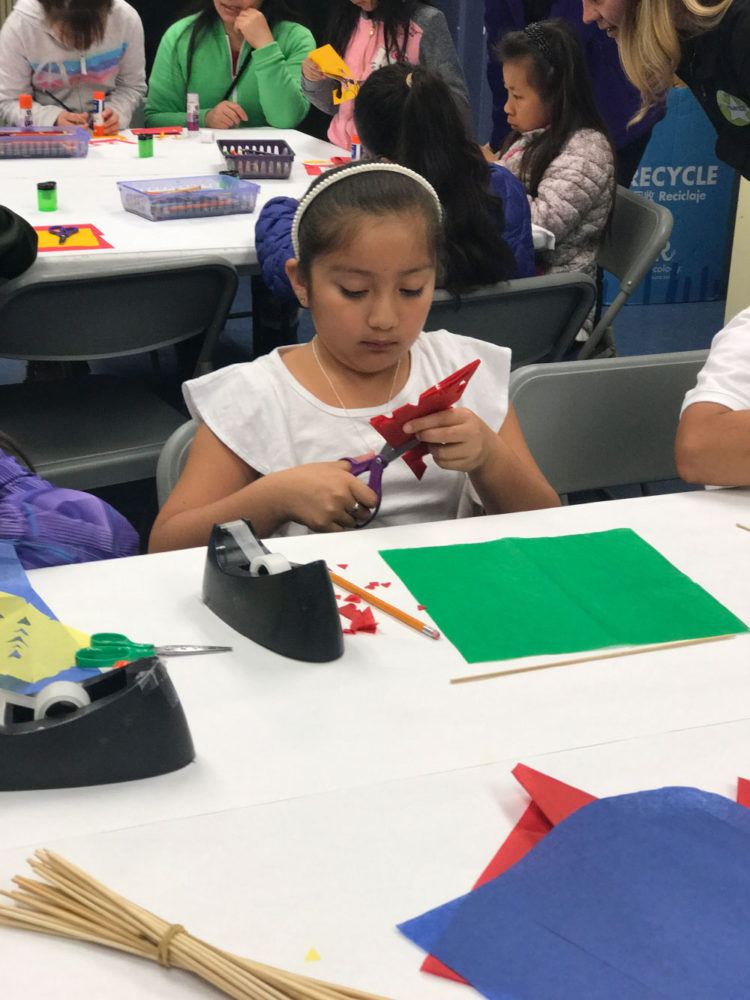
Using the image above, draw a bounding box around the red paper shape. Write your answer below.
[366,582,380,591]
[370,359,480,479]
[422,764,596,982]
[338,604,377,633]
[381,582,391,588]
[343,593,362,604]
[738,777,750,807]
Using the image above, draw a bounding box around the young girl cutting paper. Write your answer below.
[148,162,559,552]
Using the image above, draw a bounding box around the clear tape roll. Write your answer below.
[33,681,91,721]
[250,553,292,577]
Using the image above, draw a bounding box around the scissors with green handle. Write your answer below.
[75,632,232,669]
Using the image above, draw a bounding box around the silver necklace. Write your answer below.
[311,337,402,453]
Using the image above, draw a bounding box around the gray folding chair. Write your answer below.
[156,418,199,507]
[580,186,674,359]
[0,255,237,490]
[509,351,708,497]
[424,271,597,368]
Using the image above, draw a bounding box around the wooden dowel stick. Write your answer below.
[736,523,750,532]
[450,632,738,685]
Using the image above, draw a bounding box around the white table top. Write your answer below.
[0,128,339,273]
[0,127,553,278]
[2,488,750,997]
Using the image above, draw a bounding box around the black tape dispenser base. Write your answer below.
[0,658,195,791]
[202,519,344,662]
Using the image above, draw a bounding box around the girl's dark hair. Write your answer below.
[0,431,33,471]
[328,0,433,66]
[354,63,517,294]
[497,19,614,199]
[178,0,305,87]
[39,0,112,50]
[295,160,444,281]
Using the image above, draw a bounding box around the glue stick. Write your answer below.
[19,94,33,128]
[91,91,105,135]
[186,92,200,134]
[351,132,362,161]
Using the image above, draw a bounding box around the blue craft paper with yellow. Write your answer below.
[0,541,91,692]
[399,787,750,999]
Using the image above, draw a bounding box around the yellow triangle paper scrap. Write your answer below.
[304,947,321,962]
[308,44,359,104]
[0,592,89,684]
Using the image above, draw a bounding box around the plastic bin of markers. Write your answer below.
[116,174,260,221]
[0,125,90,158]
[216,138,295,179]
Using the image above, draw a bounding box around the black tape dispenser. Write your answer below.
[0,658,194,790]
[202,519,343,662]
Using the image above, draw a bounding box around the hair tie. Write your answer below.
[405,72,413,87]
[291,162,443,258]
[523,22,555,65]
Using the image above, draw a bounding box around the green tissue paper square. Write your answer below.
[380,528,748,663]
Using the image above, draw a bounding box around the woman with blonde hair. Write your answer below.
[581,0,749,177]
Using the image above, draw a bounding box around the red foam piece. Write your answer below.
[338,604,377,633]
[370,360,480,479]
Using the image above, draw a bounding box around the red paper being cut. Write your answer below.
[338,604,377,633]
[370,359,480,480]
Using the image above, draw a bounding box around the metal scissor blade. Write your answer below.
[153,645,233,656]
[379,437,420,462]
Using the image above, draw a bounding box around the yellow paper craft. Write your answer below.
[309,44,359,104]
[35,224,113,252]
[0,593,89,684]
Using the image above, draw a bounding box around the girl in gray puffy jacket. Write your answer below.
[495,19,615,333]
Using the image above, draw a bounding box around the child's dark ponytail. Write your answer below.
[354,63,517,295]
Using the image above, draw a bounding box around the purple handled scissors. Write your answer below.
[342,437,418,527]
[48,225,79,245]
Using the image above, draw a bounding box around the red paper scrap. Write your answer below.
[370,360,480,479]
[338,604,377,633]
[343,593,362,604]
[337,564,348,569]
[738,777,750,807]
[381,582,391,588]
[366,582,380,590]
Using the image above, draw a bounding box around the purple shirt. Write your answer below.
[0,451,139,569]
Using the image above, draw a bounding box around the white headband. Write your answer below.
[290,162,443,259]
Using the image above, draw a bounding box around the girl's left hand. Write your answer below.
[235,8,274,49]
[402,407,495,473]
[101,107,120,135]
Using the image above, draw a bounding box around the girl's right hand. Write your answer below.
[274,459,377,532]
[205,101,249,129]
[301,55,327,82]
[55,110,89,127]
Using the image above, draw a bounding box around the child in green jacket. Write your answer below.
[145,0,313,129]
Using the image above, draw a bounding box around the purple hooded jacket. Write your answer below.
[0,452,139,569]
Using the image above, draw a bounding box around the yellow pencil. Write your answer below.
[329,570,440,639]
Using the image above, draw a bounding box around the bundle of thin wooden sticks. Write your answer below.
[0,849,391,1000]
